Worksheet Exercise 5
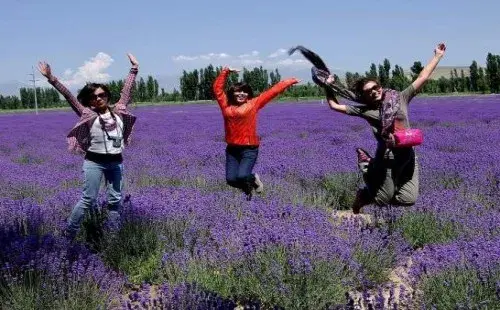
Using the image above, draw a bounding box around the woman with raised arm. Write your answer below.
[293,43,446,213]
[38,54,139,238]
[213,67,299,199]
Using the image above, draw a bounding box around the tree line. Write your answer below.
[0,87,61,110]
[1,52,499,110]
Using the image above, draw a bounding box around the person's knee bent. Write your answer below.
[373,195,391,206]
[394,191,418,206]
[372,189,395,206]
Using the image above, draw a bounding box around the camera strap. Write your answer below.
[97,110,123,153]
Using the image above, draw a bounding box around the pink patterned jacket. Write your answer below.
[48,68,138,154]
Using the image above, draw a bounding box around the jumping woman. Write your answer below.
[291,43,446,213]
[213,67,299,199]
[38,53,139,238]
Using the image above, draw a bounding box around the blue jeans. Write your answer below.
[225,145,258,195]
[67,159,123,237]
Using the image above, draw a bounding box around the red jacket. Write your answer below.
[213,68,297,146]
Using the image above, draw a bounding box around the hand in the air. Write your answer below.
[434,43,446,58]
[37,61,53,79]
[127,53,139,69]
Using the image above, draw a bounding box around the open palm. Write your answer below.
[37,61,52,78]
[127,53,139,68]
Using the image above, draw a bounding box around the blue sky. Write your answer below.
[1,0,499,94]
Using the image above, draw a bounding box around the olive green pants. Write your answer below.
[361,151,419,206]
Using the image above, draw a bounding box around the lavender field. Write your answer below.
[0,96,499,309]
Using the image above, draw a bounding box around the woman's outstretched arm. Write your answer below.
[323,75,348,113]
[38,61,85,116]
[253,78,299,109]
[411,43,446,92]
[326,92,347,113]
[213,67,236,110]
[116,53,139,106]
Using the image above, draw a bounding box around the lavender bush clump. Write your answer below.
[0,95,499,308]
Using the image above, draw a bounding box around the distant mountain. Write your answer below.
[405,66,471,79]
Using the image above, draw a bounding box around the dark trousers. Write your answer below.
[362,150,419,206]
[225,145,258,195]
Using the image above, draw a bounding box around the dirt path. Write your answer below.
[333,210,416,309]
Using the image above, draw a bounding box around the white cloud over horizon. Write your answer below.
[268,48,288,58]
[60,52,114,87]
[172,52,231,62]
[238,50,260,58]
[171,47,309,70]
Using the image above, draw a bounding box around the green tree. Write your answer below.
[116,80,125,102]
[437,76,451,93]
[448,70,456,92]
[19,87,31,108]
[345,72,355,89]
[197,68,205,100]
[19,87,61,109]
[378,59,391,87]
[486,53,500,93]
[170,88,181,101]
[154,79,159,100]
[477,67,488,93]
[410,61,424,80]
[366,63,378,80]
[460,70,468,92]
[107,80,120,103]
[0,95,22,109]
[242,66,269,94]
[180,70,199,101]
[180,70,190,101]
[390,65,409,90]
[469,60,479,92]
[452,69,461,92]
[137,77,147,102]
[202,64,217,100]
[146,75,156,100]
[269,68,281,85]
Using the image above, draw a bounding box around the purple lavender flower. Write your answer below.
[1,96,499,308]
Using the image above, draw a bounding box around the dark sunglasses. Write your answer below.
[364,84,381,94]
[91,93,108,100]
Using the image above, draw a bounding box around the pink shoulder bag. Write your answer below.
[393,129,423,148]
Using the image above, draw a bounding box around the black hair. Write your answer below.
[350,78,381,98]
[227,82,254,105]
[77,83,111,107]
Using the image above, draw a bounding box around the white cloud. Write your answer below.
[268,48,288,58]
[173,52,230,62]
[242,59,263,65]
[61,52,114,87]
[63,69,73,76]
[238,50,260,58]
[170,48,309,70]
[274,59,308,66]
[173,55,198,61]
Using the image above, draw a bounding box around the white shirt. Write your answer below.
[87,112,124,154]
